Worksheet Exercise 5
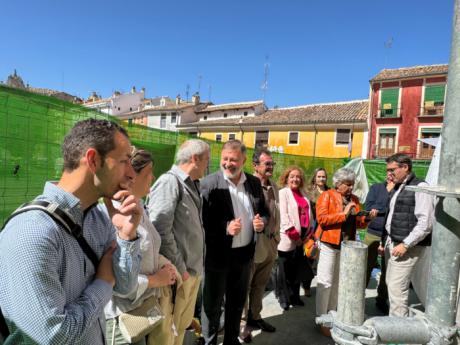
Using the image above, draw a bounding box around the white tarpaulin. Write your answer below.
[343,158,369,204]
[411,136,441,308]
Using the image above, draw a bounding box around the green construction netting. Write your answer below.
[0,85,430,224]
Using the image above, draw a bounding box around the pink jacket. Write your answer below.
[277,187,313,252]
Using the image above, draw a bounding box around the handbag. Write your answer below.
[303,227,323,260]
[304,237,320,259]
[118,295,164,343]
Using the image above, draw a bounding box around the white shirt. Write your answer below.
[385,177,434,248]
[224,172,254,248]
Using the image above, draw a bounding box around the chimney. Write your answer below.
[141,87,145,94]
[131,86,136,94]
[192,93,200,105]
[176,94,181,105]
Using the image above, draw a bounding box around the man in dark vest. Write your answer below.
[379,153,434,317]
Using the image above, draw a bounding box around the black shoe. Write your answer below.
[247,318,276,332]
[375,298,389,314]
[280,303,290,311]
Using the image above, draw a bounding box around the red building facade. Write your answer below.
[368,64,447,159]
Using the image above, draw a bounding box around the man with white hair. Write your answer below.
[148,139,210,345]
[200,140,268,345]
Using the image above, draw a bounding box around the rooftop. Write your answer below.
[196,100,264,113]
[179,99,368,128]
[371,64,448,82]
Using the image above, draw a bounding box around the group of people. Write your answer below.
[0,118,434,345]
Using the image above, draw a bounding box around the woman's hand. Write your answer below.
[148,263,176,288]
[368,209,379,220]
[343,202,357,216]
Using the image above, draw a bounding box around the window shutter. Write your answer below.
[380,88,399,116]
[336,129,350,144]
[424,85,445,104]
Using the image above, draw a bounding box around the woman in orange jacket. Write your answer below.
[314,168,377,337]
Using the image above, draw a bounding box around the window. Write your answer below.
[288,132,299,145]
[189,132,198,137]
[203,116,207,120]
[171,112,177,124]
[216,134,222,142]
[128,118,133,126]
[228,133,236,141]
[118,107,121,111]
[224,113,228,118]
[255,131,269,148]
[244,112,248,116]
[419,127,441,158]
[160,113,166,128]
[423,84,446,115]
[377,128,396,157]
[380,88,399,117]
[335,129,351,145]
[129,107,132,111]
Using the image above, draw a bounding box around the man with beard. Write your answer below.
[200,140,268,345]
[240,148,279,342]
[0,119,142,344]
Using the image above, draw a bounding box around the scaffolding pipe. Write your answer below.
[425,0,460,328]
[337,241,367,326]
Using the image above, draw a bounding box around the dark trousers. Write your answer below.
[201,251,252,345]
[365,232,388,302]
[276,247,313,306]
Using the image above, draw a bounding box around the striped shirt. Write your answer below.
[0,182,141,344]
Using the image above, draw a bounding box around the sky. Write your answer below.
[0,0,454,108]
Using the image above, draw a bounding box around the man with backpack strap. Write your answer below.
[0,119,142,344]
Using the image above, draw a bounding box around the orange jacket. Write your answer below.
[314,189,367,246]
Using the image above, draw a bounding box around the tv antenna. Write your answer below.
[384,37,393,67]
[197,75,202,95]
[261,55,270,103]
[186,84,190,102]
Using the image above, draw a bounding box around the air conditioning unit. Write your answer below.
[383,103,392,110]
[424,101,435,109]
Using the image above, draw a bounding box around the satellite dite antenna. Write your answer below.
[261,55,270,102]
[186,84,190,102]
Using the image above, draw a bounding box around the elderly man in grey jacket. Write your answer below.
[148,139,210,345]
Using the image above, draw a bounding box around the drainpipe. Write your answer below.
[238,119,244,142]
[312,121,318,158]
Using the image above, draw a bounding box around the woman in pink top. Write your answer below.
[275,166,314,311]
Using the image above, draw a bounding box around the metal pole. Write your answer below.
[337,241,367,326]
[425,0,460,328]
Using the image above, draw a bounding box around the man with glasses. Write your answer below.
[379,153,434,317]
[240,148,280,342]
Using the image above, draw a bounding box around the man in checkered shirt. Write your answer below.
[0,119,142,344]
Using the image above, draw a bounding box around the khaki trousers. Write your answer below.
[242,245,277,320]
[315,242,340,317]
[148,275,201,345]
[385,241,423,317]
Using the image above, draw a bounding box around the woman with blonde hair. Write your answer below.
[275,166,314,311]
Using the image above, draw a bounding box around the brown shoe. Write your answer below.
[319,326,331,337]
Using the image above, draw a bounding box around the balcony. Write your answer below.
[375,108,402,119]
[372,145,435,160]
[420,104,444,116]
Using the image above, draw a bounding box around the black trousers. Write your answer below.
[201,250,252,345]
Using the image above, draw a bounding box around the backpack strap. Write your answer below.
[2,200,99,269]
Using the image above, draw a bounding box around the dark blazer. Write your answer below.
[200,170,269,271]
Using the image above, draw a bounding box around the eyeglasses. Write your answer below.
[386,165,402,173]
[258,162,276,167]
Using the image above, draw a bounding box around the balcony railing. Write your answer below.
[372,145,435,160]
[376,108,402,118]
[420,104,444,116]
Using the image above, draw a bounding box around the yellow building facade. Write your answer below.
[198,128,366,158]
[183,100,369,159]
